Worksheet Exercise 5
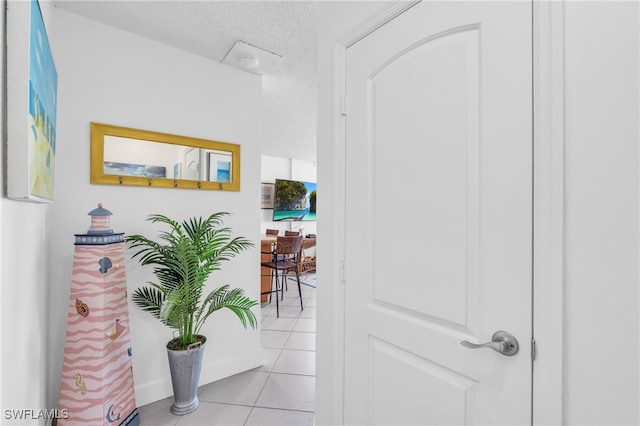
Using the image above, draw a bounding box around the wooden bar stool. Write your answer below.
[260,235,303,317]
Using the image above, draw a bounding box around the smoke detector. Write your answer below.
[222,40,282,75]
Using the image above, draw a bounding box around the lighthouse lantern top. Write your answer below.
[74,203,124,245]
[87,203,114,235]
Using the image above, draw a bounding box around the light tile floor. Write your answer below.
[137,276,316,426]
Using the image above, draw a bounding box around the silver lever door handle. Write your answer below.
[460,331,519,356]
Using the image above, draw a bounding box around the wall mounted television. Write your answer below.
[273,178,316,222]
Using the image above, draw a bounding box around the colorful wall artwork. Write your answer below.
[7,0,58,202]
[207,152,232,183]
[216,161,231,183]
[273,178,317,222]
[28,0,57,200]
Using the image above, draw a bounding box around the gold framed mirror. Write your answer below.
[90,122,240,191]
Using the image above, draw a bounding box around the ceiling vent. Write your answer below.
[222,40,282,76]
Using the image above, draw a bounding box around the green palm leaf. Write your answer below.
[126,212,256,349]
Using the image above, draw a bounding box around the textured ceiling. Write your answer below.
[53,0,319,161]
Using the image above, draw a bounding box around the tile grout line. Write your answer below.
[248,317,294,423]
[253,309,316,414]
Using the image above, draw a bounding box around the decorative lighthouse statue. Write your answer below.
[57,204,139,426]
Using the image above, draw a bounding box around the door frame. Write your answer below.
[317,1,565,424]
[530,1,565,424]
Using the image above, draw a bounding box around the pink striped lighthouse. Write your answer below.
[57,204,139,426]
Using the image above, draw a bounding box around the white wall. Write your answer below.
[43,6,263,412]
[563,2,639,424]
[260,155,317,236]
[1,1,55,424]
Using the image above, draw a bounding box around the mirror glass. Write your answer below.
[91,122,240,191]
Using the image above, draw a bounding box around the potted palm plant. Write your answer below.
[125,212,257,415]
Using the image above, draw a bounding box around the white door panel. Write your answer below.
[370,25,480,331]
[344,2,532,424]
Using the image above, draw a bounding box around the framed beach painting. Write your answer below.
[207,151,232,183]
[261,183,275,209]
[7,0,58,202]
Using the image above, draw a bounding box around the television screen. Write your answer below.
[273,178,316,221]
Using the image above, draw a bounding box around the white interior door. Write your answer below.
[344,1,532,424]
